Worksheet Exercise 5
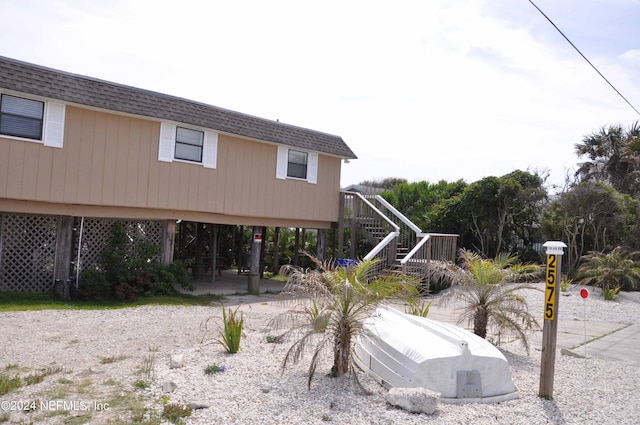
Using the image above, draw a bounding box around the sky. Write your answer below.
[1,0,639,193]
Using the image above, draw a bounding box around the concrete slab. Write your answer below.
[579,324,640,366]
[177,269,286,296]
[421,302,639,366]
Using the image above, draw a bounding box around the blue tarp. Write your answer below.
[336,258,358,268]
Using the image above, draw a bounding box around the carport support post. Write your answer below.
[53,215,74,299]
[539,241,567,399]
[248,226,262,295]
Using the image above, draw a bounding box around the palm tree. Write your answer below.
[575,246,640,296]
[270,256,420,389]
[434,249,540,353]
[575,121,640,197]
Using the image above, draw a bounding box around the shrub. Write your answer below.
[433,249,540,354]
[78,222,192,301]
[576,247,640,297]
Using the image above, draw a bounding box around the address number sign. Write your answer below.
[544,254,557,320]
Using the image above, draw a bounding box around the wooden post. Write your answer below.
[293,228,300,266]
[317,229,327,262]
[331,225,337,260]
[248,226,262,294]
[539,241,567,399]
[161,220,176,265]
[235,225,244,275]
[337,193,345,258]
[260,226,267,278]
[210,224,218,284]
[53,215,74,299]
[272,227,281,274]
[350,197,359,259]
[195,223,204,279]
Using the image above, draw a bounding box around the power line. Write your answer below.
[528,0,640,117]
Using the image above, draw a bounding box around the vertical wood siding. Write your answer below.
[0,106,342,223]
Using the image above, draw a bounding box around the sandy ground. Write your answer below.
[1,284,639,424]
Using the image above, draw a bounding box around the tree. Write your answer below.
[541,181,640,273]
[270,256,420,389]
[381,179,467,231]
[358,177,407,191]
[575,121,640,198]
[575,247,640,297]
[437,171,547,258]
[434,249,540,353]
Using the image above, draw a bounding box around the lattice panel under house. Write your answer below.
[0,213,58,292]
[74,219,163,272]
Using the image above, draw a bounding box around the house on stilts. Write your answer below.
[0,56,456,297]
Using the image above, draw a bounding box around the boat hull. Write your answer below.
[354,305,519,403]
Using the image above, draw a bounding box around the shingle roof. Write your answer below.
[0,56,357,159]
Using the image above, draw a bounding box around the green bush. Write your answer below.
[78,222,192,301]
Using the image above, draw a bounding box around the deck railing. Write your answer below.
[340,191,457,283]
[400,233,458,289]
[341,192,399,274]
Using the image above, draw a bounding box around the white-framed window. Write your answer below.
[0,93,66,148]
[276,146,318,184]
[287,149,308,179]
[175,126,204,162]
[158,122,217,168]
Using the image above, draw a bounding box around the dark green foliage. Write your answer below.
[575,247,640,295]
[78,222,192,301]
[574,121,640,198]
[542,182,640,273]
[384,179,467,231]
[378,171,546,259]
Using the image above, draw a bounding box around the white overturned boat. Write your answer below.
[354,305,519,404]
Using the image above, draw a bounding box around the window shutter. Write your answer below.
[307,152,318,184]
[158,122,175,162]
[203,131,218,169]
[43,102,65,148]
[276,146,288,179]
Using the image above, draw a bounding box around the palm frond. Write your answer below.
[436,251,540,351]
[272,254,421,390]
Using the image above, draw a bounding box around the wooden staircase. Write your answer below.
[338,191,457,290]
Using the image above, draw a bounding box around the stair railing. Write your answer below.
[400,233,458,290]
[340,191,457,284]
[368,195,423,261]
[343,192,399,275]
